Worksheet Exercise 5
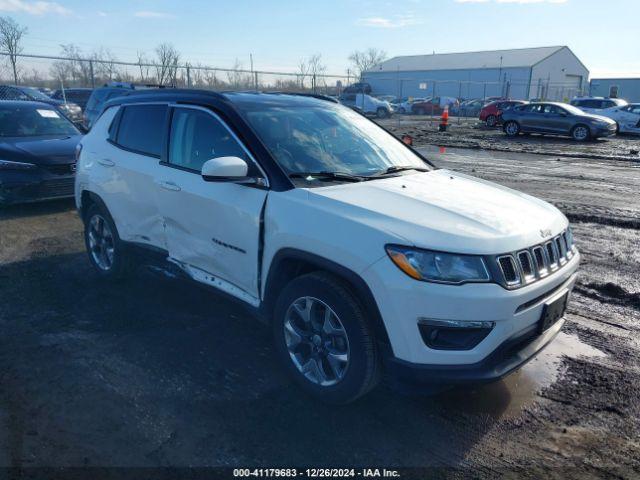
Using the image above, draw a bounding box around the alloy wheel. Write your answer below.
[573,126,589,141]
[88,214,115,271]
[505,122,519,136]
[283,296,350,387]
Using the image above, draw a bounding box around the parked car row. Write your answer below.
[478,95,640,139]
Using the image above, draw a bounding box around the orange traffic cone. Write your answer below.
[439,106,449,132]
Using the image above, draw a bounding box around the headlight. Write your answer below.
[386,245,490,284]
[0,159,37,170]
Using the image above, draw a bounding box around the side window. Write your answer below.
[168,108,250,173]
[602,100,615,109]
[108,107,122,141]
[115,104,167,157]
[631,105,640,115]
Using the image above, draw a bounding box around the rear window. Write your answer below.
[115,104,167,157]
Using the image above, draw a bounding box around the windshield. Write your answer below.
[561,104,589,116]
[241,103,429,177]
[0,105,79,137]
[20,86,53,101]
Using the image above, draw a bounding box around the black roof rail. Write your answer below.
[265,91,339,103]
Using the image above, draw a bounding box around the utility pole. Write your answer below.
[249,53,257,91]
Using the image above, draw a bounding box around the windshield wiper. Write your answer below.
[369,165,430,177]
[288,171,365,182]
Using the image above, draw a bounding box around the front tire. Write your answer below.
[273,272,380,404]
[83,203,133,280]
[503,121,520,137]
[571,124,591,142]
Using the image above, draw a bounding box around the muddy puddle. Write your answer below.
[432,331,606,419]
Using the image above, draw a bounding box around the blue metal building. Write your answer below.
[363,46,589,101]
[590,78,640,103]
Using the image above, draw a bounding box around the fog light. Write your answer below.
[418,318,495,351]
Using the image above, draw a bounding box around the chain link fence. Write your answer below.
[0,52,351,96]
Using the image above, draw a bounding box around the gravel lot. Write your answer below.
[0,139,639,477]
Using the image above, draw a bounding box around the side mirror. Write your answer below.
[201,156,248,182]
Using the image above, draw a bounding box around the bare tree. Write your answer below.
[136,50,152,83]
[57,44,93,85]
[348,48,387,79]
[94,47,119,82]
[0,16,28,85]
[226,58,252,90]
[308,53,326,91]
[154,43,180,86]
[297,57,311,89]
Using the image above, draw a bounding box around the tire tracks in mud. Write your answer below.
[573,282,640,311]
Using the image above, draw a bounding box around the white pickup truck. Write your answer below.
[75,90,580,403]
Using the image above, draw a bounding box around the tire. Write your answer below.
[376,107,389,119]
[415,107,426,115]
[485,115,497,127]
[503,121,520,137]
[83,202,133,280]
[273,272,380,404]
[571,124,591,142]
[615,122,620,134]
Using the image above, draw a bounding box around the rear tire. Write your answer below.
[83,203,133,280]
[503,121,520,137]
[571,124,591,142]
[376,107,389,119]
[273,272,380,404]
[485,115,498,127]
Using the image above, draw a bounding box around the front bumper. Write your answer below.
[0,168,75,205]
[386,315,564,387]
[592,124,617,138]
[362,250,580,375]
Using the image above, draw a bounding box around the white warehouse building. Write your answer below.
[363,46,589,102]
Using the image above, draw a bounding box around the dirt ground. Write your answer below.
[0,141,639,477]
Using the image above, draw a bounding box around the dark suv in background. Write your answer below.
[84,82,167,129]
[51,88,93,111]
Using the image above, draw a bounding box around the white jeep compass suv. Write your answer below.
[75,90,580,403]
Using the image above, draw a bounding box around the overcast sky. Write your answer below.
[2,0,638,78]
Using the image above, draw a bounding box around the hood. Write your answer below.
[586,113,617,124]
[307,169,568,254]
[0,135,82,165]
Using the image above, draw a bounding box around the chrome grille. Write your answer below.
[496,228,576,289]
[498,256,519,285]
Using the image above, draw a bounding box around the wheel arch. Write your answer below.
[262,248,392,351]
[79,190,109,221]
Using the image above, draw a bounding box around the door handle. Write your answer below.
[98,158,115,167]
[158,180,181,192]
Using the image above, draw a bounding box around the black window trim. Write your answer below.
[159,103,270,186]
[110,102,169,159]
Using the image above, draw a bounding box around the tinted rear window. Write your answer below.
[115,104,167,157]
